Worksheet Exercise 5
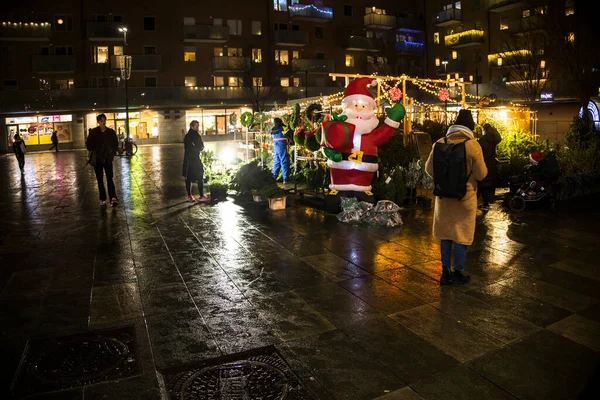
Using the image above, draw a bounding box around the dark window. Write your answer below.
[40,46,50,55]
[315,26,324,39]
[472,0,480,10]
[55,15,73,31]
[316,51,325,60]
[144,16,156,31]
[113,15,123,22]
[292,24,300,31]
[55,46,73,55]
[144,46,156,55]
[145,76,157,87]
[279,23,287,30]
[93,77,109,88]
[96,15,107,22]
[344,5,353,16]
[4,79,17,90]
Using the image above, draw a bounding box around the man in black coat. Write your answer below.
[478,123,502,211]
[183,120,207,202]
[86,114,119,207]
[49,130,59,152]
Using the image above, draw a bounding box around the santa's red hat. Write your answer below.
[530,152,543,164]
[342,77,377,107]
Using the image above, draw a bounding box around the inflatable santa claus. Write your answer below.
[321,77,405,212]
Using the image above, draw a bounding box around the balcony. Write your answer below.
[488,0,526,13]
[344,35,382,52]
[183,24,229,43]
[274,30,309,47]
[86,21,124,41]
[396,16,425,33]
[444,29,484,48]
[395,40,425,55]
[507,15,544,34]
[364,13,396,29]
[488,50,531,68]
[212,56,250,72]
[0,22,51,41]
[32,55,75,73]
[433,8,462,27]
[292,59,335,74]
[289,4,333,22]
[110,55,162,72]
[435,59,466,75]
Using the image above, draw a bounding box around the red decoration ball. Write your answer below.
[438,89,449,101]
[389,87,403,101]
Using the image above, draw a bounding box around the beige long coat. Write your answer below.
[425,125,488,245]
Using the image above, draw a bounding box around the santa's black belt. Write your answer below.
[341,152,378,163]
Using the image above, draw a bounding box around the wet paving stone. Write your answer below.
[90,283,143,326]
[11,326,140,398]
[374,386,425,400]
[377,267,448,304]
[548,314,600,352]
[162,346,313,399]
[301,252,367,282]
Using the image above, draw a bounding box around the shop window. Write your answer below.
[92,46,108,63]
[214,47,224,57]
[55,46,73,56]
[252,48,262,63]
[315,27,324,39]
[280,77,289,87]
[228,77,241,87]
[253,77,263,86]
[345,54,354,67]
[500,17,509,30]
[344,5,352,16]
[433,32,440,44]
[214,76,224,86]
[144,16,156,31]
[316,52,325,60]
[144,46,156,55]
[144,76,157,87]
[114,46,123,56]
[293,77,300,87]
[227,19,242,35]
[184,76,196,87]
[4,79,17,90]
[55,15,72,31]
[184,17,195,25]
[184,46,196,62]
[275,50,289,65]
[274,0,287,12]
[252,21,261,35]
[292,50,299,60]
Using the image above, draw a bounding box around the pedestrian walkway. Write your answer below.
[0,147,598,399]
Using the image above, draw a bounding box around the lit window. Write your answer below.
[273,0,287,12]
[292,51,299,60]
[376,56,386,64]
[114,46,123,56]
[540,60,546,68]
[275,50,289,65]
[452,50,458,59]
[565,0,575,15]
[522,10,530,18]
[185,76,196,87]
[367,55,374,64]
[280,77,290,87]
[214,48,224,57]
[252,48,262,63]
[435,58,440,66]
[93,46,108,63]
[227,19,242,35]
[184,46,196,62]
[227,48,242,57]
[293,77,300,87]
[228,77,240,87]
[567,32,575,44]
[500,17,509,30]
[535,6,547,14]
[253,77,263,86]
[345,54,354,67]
[214,76,224,86]
[454,1,462,10]
[252,21,261,35]
[366,31,374,38]
[433,32,440,44]
[497,57,503,66]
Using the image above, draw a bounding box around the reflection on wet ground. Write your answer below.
[0,147,599,399]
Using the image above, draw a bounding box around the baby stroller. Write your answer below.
[506,151,560,212]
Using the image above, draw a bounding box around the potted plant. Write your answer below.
[208,172,230,202]
[257,184,287,210]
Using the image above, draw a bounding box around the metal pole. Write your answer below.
[475,67,479,98]
[305,69,308,98]
[402,77,408,142]
[124,30,130,142]
[461,82,466,108]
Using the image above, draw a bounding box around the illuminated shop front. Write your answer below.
[185,108,247,136]
[85,110,159,142]
[6,114,73,148]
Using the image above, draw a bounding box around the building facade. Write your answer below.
[0,0,426,153]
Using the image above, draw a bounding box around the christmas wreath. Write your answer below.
[229,113,237,126]
[240,112,253,127]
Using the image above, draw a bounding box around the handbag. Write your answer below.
[87,150,97,167]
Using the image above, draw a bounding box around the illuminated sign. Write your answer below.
[540,92,553,101]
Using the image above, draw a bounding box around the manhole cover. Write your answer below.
[164,347,312,399]
[12,326,140,397]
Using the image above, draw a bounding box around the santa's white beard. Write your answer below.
[345,113,379,135]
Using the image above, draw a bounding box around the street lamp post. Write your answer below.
[305,69,308,98]
[119,27,130,146]
[442,61,448,125]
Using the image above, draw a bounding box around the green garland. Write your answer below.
[240,112,253,127]
[229,113,237,126]
[289,104,301,130]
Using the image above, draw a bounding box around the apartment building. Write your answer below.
[0,0,425,153]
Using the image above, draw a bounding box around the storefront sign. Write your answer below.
[40,116,51,122]
[5,116,36,124]
[540,92,553,101]
[27,126,37,133]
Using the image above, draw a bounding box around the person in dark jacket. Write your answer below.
[49,130,59,152]
[477,123,502,211]
[183,120,208,202]
[12,133,26,173]
[86,114,119,207]
[271,118,290,183]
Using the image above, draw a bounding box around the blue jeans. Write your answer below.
[441,240,467,272]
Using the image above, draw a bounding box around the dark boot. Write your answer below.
[452,270,471,285]
[440,269,453,285]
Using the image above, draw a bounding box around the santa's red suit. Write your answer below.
[322,78,402,192]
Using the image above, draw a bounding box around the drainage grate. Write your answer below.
[163,347,313,399]
[12,326,140,397]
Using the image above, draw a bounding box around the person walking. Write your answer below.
[49,130,59,152]
[477,123,502,211]
[86,114,119,207]
[271,118,290,183]
[182,120,208,202]
[12,133,26,174]
[425,109,488,285]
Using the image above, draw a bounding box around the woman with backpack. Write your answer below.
[477,123,502,211]
[425,109,488,286]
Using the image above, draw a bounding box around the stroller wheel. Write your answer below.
[508,196,526,212]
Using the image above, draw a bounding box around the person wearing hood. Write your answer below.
[425,109,488,285]
[271,117,290,183]
[12,133,26,173]
[477,123,502,211]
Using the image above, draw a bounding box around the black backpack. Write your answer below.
[432,138,470,200]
